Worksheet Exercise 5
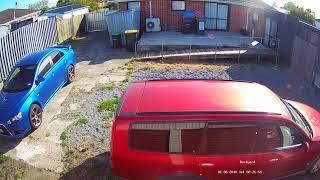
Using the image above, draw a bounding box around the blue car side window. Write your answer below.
[50,51,63,65]
[38,57,53,77]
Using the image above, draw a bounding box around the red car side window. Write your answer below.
[257,123,303,152]
[128,122,303,154]
[130,129,170,152]
[181,129,203,153]
[206,123,260,154]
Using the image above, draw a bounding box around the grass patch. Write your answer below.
[98,83,116,91]
[0,155,9,164]
[78,118,89,124]
[45,132,50,137]
[60,131,68,141]
[98,97,120,112]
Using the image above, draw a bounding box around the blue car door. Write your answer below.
[35,55,56,107]
[50,50,67,89]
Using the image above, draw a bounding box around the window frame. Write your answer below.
[204,2,230,31]
[127,1,141,11]
[172,0,186,11]
[283,101,313,138]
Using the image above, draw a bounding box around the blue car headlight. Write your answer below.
[7,112,23,125]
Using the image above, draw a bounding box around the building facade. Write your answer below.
[117,0,272,37]
[0,9,41,33]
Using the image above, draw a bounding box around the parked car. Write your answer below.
[0,45,76,138]
[110,80,320,180]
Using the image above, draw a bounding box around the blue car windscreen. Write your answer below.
[2,65,36,93]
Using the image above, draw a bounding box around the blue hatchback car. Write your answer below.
[0,45,76,138]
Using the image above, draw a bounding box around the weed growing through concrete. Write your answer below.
[60,131,68,141]
[0,155,9,164]
[78,118,89,124]
[98,83,116,91]
[45,133,50,137]
[98,97,120,112]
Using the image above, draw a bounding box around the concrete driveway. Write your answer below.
[0,31,133,173]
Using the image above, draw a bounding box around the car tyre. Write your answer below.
[67,65,75,83]
[29,104,42,130]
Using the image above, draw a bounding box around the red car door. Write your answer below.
[193,121,313,180]
[259,122,314,178]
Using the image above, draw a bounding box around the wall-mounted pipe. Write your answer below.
[149,0,153,18]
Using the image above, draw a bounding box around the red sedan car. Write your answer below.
[110,80,320,180]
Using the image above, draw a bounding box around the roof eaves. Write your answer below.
[2,10,41,25]
[45,4,89,14]
[111,0,141,2]
[189,0,273,10]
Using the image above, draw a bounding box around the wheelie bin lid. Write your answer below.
[125,30,139,34]
[112,32,121,36]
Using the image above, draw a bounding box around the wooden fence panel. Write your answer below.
[57,15,84,43]
[0,17,58,81]
[291,36,318,82]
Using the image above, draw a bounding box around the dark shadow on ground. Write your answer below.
[225,63,320,111]
[71,31,134,65]
[59,150,320,180]
[0,138,21,155]
[60,152,118,180]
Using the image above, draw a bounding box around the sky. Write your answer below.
[0,0,319,18]
[263,0,320,18]
[0,0,59,11]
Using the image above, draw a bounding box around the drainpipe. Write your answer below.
[246,8,249,30]
[13,1,18,20]
[149,0,153,18]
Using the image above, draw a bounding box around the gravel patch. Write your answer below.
[59,86,121,153]
[133,68,231,81]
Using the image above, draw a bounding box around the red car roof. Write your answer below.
[119,80,291,118]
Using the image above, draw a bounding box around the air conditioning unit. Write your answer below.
[146,18,161,32]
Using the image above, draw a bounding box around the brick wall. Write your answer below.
[118,2,127,10]
[119,1,265,36]
[229,4,265,37]
[151,0,169,30]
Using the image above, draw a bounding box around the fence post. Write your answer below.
[135,41,137,58]
[275,40,280,67]
[238,48,241,62]
[189,44,191,60]
[71,15,75,37]
[215,41,217,61]
[161,41,164,60]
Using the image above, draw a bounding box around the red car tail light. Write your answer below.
[130,129,170,152]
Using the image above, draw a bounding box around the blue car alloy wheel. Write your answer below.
[0,45,76,138]
[29,104,42,129]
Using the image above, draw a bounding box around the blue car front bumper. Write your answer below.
[0,122,30,139]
